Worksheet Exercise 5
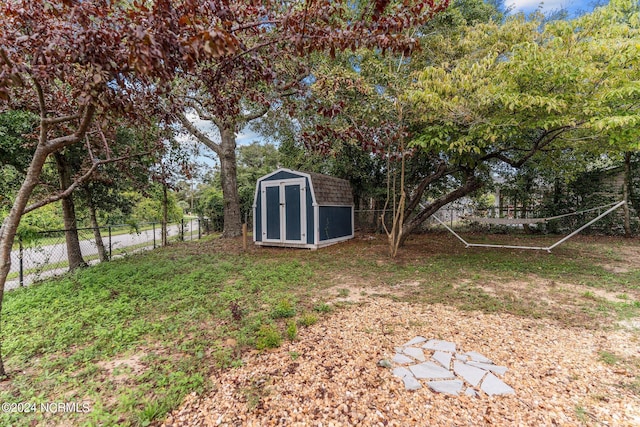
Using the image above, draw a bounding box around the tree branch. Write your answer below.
[23,151,151,215]
[231,20,279,33]
[223,39,280,67]
[85,134,95,162]
[33,78,46,121]
[481,124,577,168]
[193,104,219,125]
[242,105,269,122]
[404,174,483,233]
[183,96,223,128]
[42,113,82,125]
[97,124,112,160]
[176,111,221,155]
[404,162,453,216]
[44,104,96,152]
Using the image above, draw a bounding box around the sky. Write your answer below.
[509,0,607,16]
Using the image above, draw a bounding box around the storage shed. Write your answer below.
[253,168,354,249]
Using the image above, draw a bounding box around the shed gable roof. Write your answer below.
[307,172,353,206]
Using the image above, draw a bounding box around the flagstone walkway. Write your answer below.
[386,337,515,396]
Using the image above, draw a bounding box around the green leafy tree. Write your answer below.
[400,0,640,244]
[237,142,280,221]
[0,110,37,222]
[267,0,501,253]
[132,188,183,224]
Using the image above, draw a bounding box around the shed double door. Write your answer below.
[261,179,307,244]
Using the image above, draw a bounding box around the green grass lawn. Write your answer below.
[1,232,638,426]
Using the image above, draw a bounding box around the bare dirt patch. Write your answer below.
[325,279,422,304]
[96,353,146,383]
[567,236,640,274]
[619,318,640,333]
[472,274,634,305]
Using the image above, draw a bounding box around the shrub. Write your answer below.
[271,298,296,319]
[286,321,297,341]
[255,324,282,350]
[297,312,318,327]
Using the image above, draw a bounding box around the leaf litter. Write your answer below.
[162,298,640,426]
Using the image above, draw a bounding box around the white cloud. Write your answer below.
[508,0,590,13]
[236,127,264,146]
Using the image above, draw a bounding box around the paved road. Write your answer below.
[6,222,199,290]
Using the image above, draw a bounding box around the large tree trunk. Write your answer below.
[85,187,108,262]
[399,175,483,247]
[0,144,57,377]
[175,113,244,238]
[219,125,242,238]
[54,153,87,271]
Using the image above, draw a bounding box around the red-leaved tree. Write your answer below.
[172,0,451,237]
[0,0,232,377]
[0,0,451,377]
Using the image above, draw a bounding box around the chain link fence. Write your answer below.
[354,206,474,234]
[7,218,211,290]
[355,202,634,236]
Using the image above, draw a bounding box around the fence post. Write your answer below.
[190,218,193,241]
[181,218,185,241]
[198,218,201,240]
[19,237,24,287]
[108,226,112,260]
[153,222,156,249]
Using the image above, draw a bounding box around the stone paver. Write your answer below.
[427,380,464,395]
[422,339,456,352]
[392,367,412,379]
[402,375,422,390]
[464,351,492,364]
[467,361,508,375]
[409,362,455,380]
[388,336,515,397]
[480,373,515,396]
[402,347,426,362]
[453,361,487,387]
[403,336,427,346]
[392,367,422,390]
[432,351,452,369]
[392,353,414,365]
[465,387,478,397]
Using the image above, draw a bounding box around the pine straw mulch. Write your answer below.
[161,298,640,427]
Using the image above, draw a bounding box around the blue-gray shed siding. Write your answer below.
[265,186,281,240]
[255,172,314,244]
[318,206,352,241]
[305,185,314,244]
[255,190,262,242]
[262,170,302,181]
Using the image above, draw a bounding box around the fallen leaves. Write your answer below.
[162,299,640,426]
